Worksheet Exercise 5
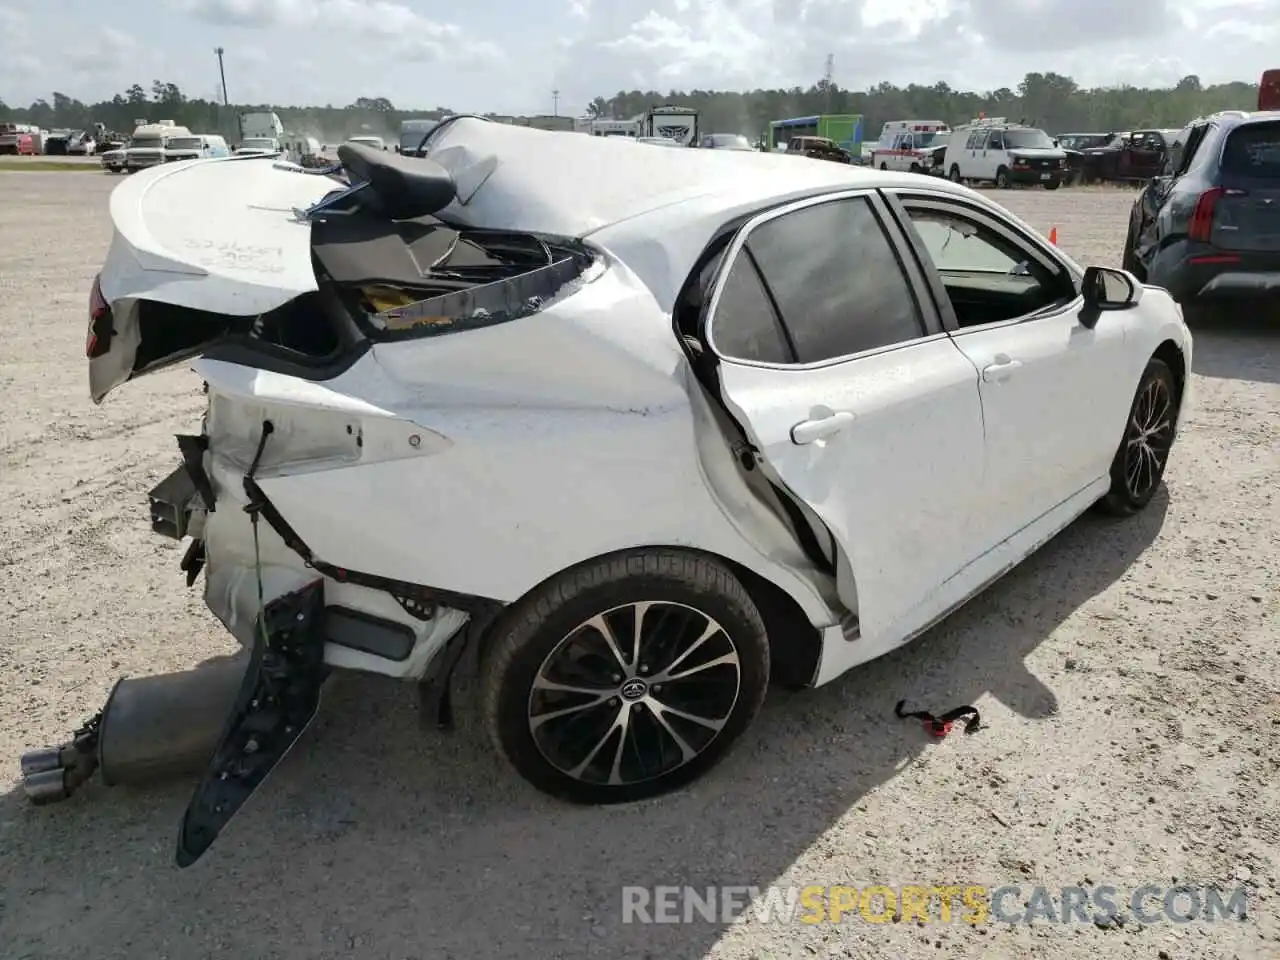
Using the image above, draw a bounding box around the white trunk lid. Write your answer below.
[91,156,342,403]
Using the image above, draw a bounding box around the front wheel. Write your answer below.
[481,549,770,804]
[949,165,962,182]
[996,167,1012,189]
[1097,358,1178,516]
[879,162,888,170]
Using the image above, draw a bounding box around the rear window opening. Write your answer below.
[310,214,596,341]
[1221,122,1280,178]
[122,217,597,387]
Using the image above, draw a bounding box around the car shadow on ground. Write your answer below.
[0,496,1168,960]
[1185,305,1280,386]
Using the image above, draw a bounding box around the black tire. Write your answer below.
[1097,358,1178,516]
[909,162,921,173]
[949,164,962,182]
[1044,180,1061,190]
[879,162,888,171]
[996,167,1012,189]
[1121,222,1147,281]
[481,549,770,805]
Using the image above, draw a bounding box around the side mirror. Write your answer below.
[1079,265,1139,328]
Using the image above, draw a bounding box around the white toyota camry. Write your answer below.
[37,117,1192,864]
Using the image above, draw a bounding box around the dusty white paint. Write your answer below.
[93,122,1192,694]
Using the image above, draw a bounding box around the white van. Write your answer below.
[124,123,191,172]
[163,134,230,162]
[942,117,1068,189]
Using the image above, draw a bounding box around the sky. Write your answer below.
[0,0,1276,117]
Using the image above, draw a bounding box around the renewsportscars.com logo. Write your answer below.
[621,884,1250,926]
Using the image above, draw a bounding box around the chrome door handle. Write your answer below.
[981,355,1023,383]
[791,411,856,445]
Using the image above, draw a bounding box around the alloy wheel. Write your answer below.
[1123,375,1174,500]
[527,601,741,786]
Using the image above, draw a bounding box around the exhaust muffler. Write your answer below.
[19,657,247,804]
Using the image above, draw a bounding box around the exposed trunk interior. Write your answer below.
[119,212,596,387]
[308,213,593,339]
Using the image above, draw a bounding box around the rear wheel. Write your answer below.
[1098,358,1178,515]
[481,549,770,804]
[879,162,888,170]
[1044,180,1061,190]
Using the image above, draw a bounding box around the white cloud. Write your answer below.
[0,6,41,98]
[552,0,1278,105]
[0,0,1275,117]
[175,0,481,50]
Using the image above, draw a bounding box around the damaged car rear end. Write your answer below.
[27,123,852,866]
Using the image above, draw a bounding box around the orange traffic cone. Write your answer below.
[1048,226,1058,245]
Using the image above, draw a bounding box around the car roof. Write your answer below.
[420,118,1011,312]
[1215,110,1280,131]
[425,117,969,240]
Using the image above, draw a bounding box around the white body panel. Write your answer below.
[716,338,985,639]
[93,119,1195,693]
[99,157,340,313]
[189,262,843,675]
[950,297,1135,542]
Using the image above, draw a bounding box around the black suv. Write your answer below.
[1124,111,1280,305]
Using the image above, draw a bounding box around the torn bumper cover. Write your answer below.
[177,579,329,867]
[19,422,503,867]
[19,580,330,869]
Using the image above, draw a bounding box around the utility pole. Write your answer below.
[823,53,833,114]
[552,89,560,116]
[214,47,228,106]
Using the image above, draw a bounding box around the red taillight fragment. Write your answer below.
[87,274,110,358]
[1188,187,1224,242]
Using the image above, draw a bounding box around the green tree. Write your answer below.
[0,73,1259,144]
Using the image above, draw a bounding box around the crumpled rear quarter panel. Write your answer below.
[201,254,838,623]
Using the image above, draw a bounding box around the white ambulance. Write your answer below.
[869,120,950,173]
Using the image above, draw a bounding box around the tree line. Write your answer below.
[0,72,1261,144]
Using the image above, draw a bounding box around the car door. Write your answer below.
[885,191,1135,546]
[700,190,987,640]
[1129,133,1158,178]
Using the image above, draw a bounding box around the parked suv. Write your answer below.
[1080,129,1180,184]
[1056,132,1119,184]
[1125,111,1280,306]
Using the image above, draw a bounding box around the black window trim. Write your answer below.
[881,188,1083,335]
[1212,117,1280,177]
[1173,122,1212,177]
[702,188,947,371]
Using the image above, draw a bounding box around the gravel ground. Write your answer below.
[0,172,1277,960]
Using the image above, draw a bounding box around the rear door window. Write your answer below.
[741,196,926,362]
[709,255,794,364]
[1221,122,1280,178]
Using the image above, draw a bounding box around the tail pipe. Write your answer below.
[19,657,247,804]
[21,580,331,867]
